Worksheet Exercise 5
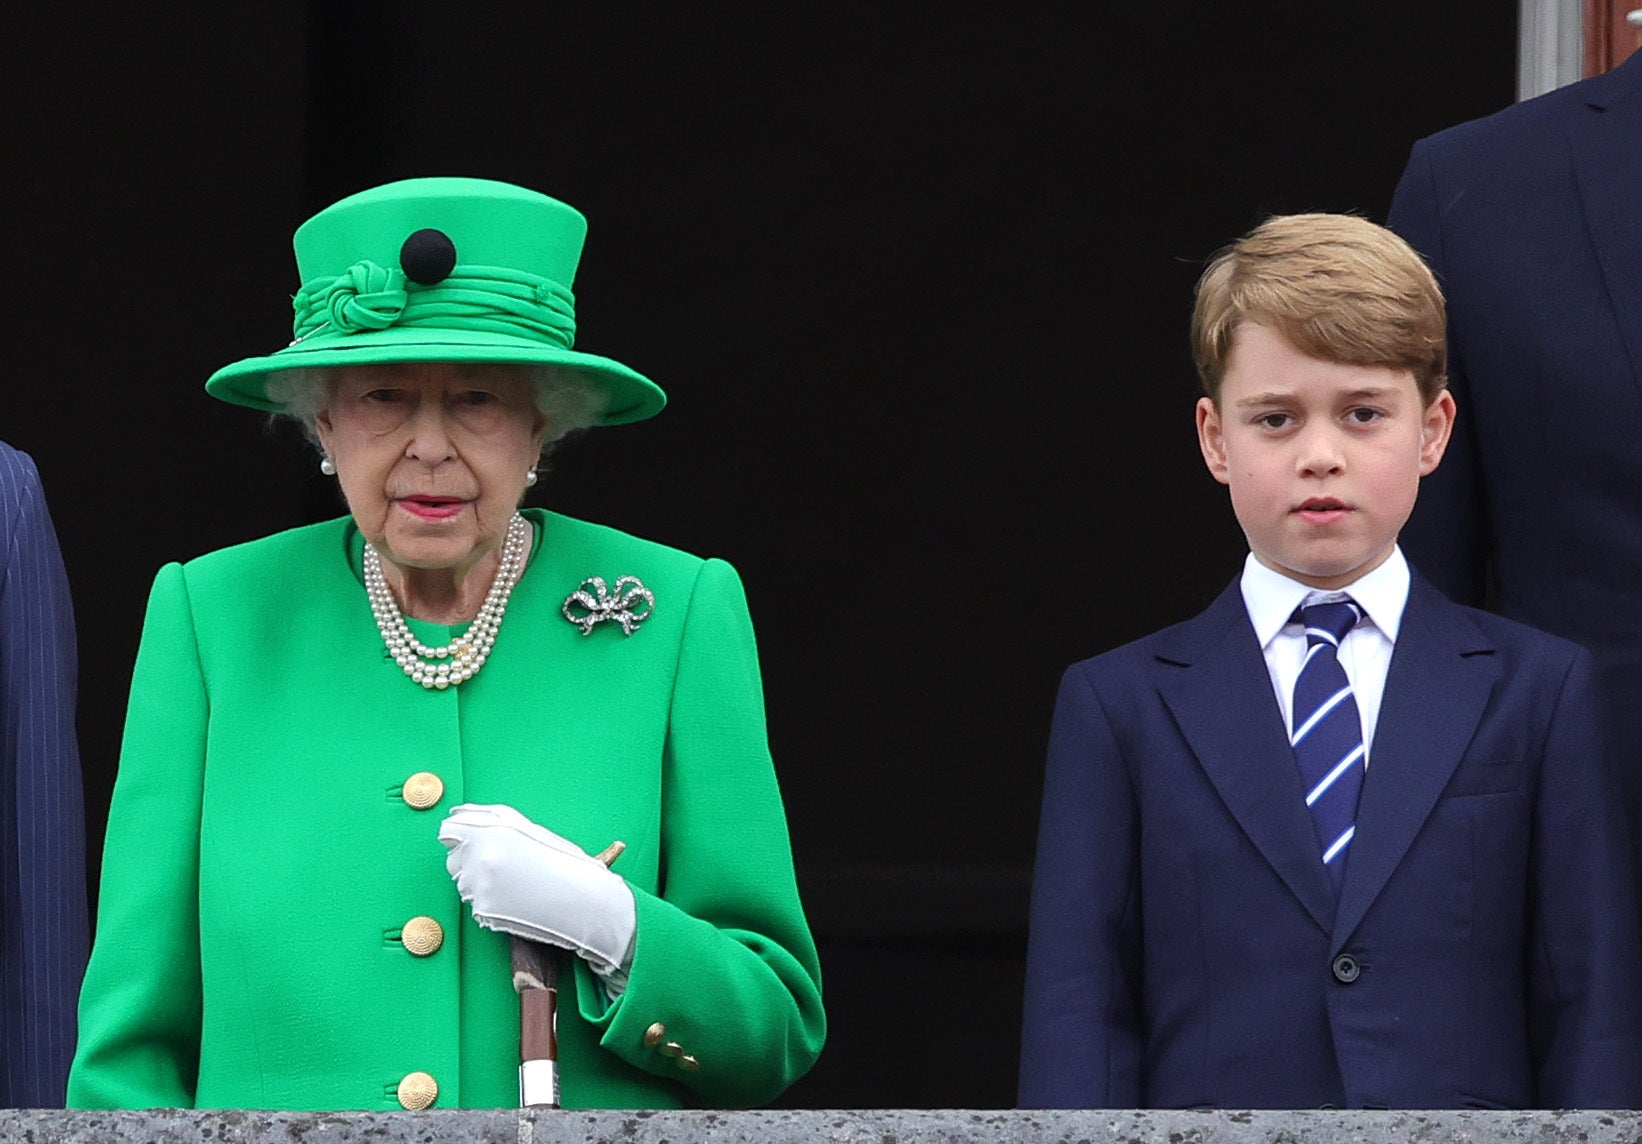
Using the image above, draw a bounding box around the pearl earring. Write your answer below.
[320,457,337,476]
[524,469,538,487]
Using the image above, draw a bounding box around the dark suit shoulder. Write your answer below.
[1447,598,1591,673]
[0,438,37,481]
[1416,51,1642,160]
[1065,620,1196,680]
[1061,581,1246,688]
[0,440,44,523]
[1404,578,1593,697]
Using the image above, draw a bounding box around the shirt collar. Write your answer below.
[1240,546,1411,649]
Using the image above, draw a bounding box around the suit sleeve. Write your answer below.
[1387,138,1492,607]
[0,453,88,1107]
[68,563,207,1109]
[571,557,825,1107]
[1018,663,1142,1108]
[1528,646,1642,1107]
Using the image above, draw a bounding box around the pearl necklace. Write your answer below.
[364,513,530,689]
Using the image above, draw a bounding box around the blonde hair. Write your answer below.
[1191,213,1447,404]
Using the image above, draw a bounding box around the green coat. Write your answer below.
[69,510,824,1110]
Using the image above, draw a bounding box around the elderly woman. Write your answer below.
[69,177,824,1111]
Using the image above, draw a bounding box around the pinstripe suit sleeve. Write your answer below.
[0,443,89,1107]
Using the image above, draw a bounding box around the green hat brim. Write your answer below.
[205,326,666,425]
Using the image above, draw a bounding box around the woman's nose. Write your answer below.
[404,402,457,463]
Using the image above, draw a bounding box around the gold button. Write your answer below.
[660,1041,683,1058]
[402,772,444,810]
[401,916,444,957]
[397,1071,437,1110]
[643,1022,667,1048]
[679,1054,701,1072]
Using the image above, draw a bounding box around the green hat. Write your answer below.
[206,177,667,425]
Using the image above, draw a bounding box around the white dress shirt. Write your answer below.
[1239,547,1411,762]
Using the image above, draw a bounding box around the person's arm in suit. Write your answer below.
[1019,662,1142,1108]
[1528,645,1642,1106]
[1387,140,1492,607]
[0,447,89,1107]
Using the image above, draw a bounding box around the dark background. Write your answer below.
[1,3,1515,1109]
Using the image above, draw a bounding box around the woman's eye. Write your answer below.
[459,391,495,405]
[364,389,404,404]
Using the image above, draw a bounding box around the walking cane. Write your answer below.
[513,839,626,1109]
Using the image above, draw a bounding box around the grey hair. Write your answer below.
[264,364,609,460]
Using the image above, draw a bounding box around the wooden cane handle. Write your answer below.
[514,838,626,1108]
[510,838,625,994]
[520,980,558,1061]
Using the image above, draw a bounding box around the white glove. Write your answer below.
[438,803,637,983]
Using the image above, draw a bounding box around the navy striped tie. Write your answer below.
[1291,599,1366,893]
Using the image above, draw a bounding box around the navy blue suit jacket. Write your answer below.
[1018,575,1642,1109]
[0,442,87,1106]
[1387,52,1642,884]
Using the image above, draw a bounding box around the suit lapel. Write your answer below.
[1332,577,1496,946]
[1570,52,1642,402]
[1156,582,1337,934]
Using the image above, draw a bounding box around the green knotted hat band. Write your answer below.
[291,261,578,347]
[205,177,667,425]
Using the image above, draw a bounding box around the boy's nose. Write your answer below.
[1296,430,1346,477]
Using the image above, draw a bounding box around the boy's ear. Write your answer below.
[1418,389,1458,476]
[1196,397,1231,486]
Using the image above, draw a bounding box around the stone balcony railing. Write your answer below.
[5,1108,1640,1143]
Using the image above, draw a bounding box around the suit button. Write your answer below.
[679,1053,701,1072]
[1332,954,1361,984]
[402,772,444,810]
[643,1022,667,1048]
[660,1041,684,1058]
[397,1071,438,1109]
[401,916,444,956]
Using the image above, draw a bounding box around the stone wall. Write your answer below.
[6,1109,1640,1143]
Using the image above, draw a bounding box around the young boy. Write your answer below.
[1018,214,1642,1109]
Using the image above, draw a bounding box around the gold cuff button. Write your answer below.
[660,1041,683,1058]
[402,772,444,810]
[397,1070,438,1110]
[401,916,444,956]
[643,1022,667,1048]
[679,1054,701,1072]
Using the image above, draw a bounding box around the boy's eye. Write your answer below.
[1346,407,1383,424]
[1256,413,1291,429]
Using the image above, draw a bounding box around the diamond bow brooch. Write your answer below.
[562,575,655,637]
